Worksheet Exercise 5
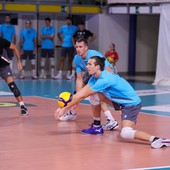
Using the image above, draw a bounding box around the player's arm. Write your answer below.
[9,43,22,71]
[55,84,95,119]
[57,32,63,43]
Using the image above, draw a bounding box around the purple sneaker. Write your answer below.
[81,124,104,135]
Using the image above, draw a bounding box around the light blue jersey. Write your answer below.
[41,26,55,49]
[0,24,16,42]
[20,28,37,50]
[88,70,141,106]
[59,25,78,47]
[74,50,113,73]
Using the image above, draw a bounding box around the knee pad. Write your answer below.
[120,127,136,139]
[50,58,54,65]
[8,82,21,97]
[31,59,36,65]
[89,93,101,105]
[41,58,45,66]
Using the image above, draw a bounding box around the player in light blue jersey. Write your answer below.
[20,20,37,79]
[0,14,16,69]
[58,38,119,131]
[55,16,78,79]
[55,56,170,149]
[39,17,56,79]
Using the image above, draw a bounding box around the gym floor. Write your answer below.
[0,76,170,170]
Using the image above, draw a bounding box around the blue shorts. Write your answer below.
[60,47,75,58]
[120,103,142,123]
[41,49,54,58]
[21,50,35,60]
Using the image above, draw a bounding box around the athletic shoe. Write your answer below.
[151,138,170,149]
[81,124,104,135]
[39,74,46,79]
[59,110,76,121]
[32,75,38,79]
[19,75,25,79]
[67,74,75,80]
[102,119,119,131]
[20,105,28,115]
[54,73,62,79]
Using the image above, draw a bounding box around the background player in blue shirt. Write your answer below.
[0,14,16,70]
[39,17,56,79]
[20,20,37,79]
[55,16,78,79]
[55,56,170,149]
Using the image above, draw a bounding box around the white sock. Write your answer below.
[51,68,54,76]
[71,70,75,76]
[104,110,115,121]
[32,69,36,76]
[149,136,156,142]
[70,107,76,115]
[19,101,24,106]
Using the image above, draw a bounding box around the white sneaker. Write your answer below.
[67,74,75,80]
[66,71,70,79]
[32,75,38,79]
[151,138,170,149]
[19,75,25,79]
[39,74,46,79]
[59,110,77,121]
[102,119,119,131]
[54,73,62,79]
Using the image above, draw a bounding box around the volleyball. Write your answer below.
[57,92,73,108]
[107,56,114,63]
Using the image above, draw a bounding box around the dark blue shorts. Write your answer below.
[41,49,54,58]
[21,50,35,60]
[60,47,75,58]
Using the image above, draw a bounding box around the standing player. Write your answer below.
[59,38,119,131]
[67,21,96,80]
[39,17,56,79]
[19,20,38,79]
[0,37,28,115]
[0,14,16,70]
[55,16,78,79]
[56,56,170,149]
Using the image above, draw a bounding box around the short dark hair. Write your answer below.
[66,16,72,21]
[45,17,51,22]
[90,56,105,71]
[79,21,85,25]
[75,38,88,46]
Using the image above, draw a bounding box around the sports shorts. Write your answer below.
[41,49,54,58]
[21,50,35,60]
[0,65,13,79]
[60,47,75,58]
[120,102,142,123]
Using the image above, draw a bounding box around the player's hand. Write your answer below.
[54,107,69,120]
[17,60,23,71]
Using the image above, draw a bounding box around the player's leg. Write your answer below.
[101,102,119,130]
[55,47,66,79]
[2,66,28,115]
[29,50,38,79]
[48,49,55,79]
[6,48,14,70]
[66,47,75,79]
[39,49,47,79]
[120,103,170,149]
[20,50,27,79]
